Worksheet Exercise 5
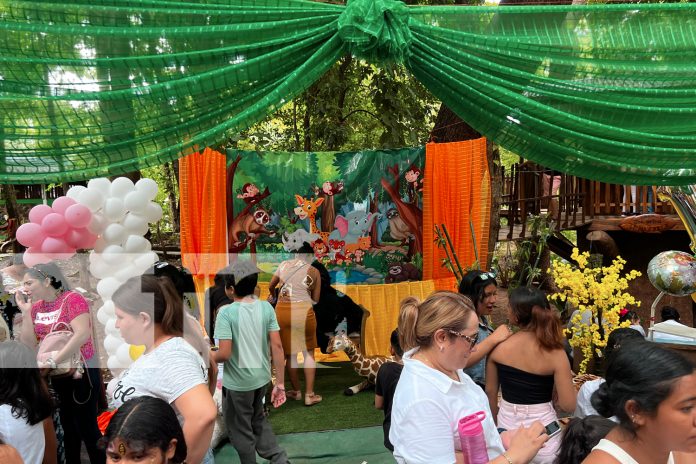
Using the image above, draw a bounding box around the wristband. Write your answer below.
[501,452,513,464]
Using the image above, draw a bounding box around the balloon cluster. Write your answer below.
[64,177,163,371]
[16,197,96,267]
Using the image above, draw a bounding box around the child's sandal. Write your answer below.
[286,390,302,401]
[304,393,322,406]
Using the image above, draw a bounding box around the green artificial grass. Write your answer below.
[268,362,384,435]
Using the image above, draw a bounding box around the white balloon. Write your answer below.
[97,276,122,300]
[66,185,87,200]
[87,178,112,196]
[103,223,127,245]
[87,213,107,235]
[102,245,124,266]
[78,188,104,212]
[103,198,127,222]
[96,305,111,326]
[110,177,136,198]
[134,251,158,272]
[114,264,140,283]
[105,317,119,336]
[123,235,151,253]
[135,178,158,201]
[107,355,122,371]
[116,343,133,365]
[124,190,149,214]
[104,334,123,354]
[143,202,164,223]
[121,213,149,236]
[93,237,108,253]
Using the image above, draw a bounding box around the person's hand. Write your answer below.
[505,421,548,463]
[490,324,513,345]
[14,290,32,313]
[271,385,286,408]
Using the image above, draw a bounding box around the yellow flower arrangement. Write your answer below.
[550,248,641,373]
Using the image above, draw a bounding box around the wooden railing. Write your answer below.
[500,162,676,240]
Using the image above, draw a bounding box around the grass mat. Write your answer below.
[269,362,383,435]
[214,426,394,464]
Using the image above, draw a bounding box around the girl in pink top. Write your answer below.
[17,263,105,464]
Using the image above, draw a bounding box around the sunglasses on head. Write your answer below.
[448,329,479,349]
[475,271,497,282]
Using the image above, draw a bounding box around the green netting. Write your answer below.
[1,0,696,184]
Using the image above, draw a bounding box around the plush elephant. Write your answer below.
[329,210,380,245]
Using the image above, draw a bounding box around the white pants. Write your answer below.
[497,398,561,464]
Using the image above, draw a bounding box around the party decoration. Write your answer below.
[647,250,696,297]
[17,196,98,263]
[656,186,696,253]
[66,176,162,372]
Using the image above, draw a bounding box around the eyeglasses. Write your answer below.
[448,330,479,349]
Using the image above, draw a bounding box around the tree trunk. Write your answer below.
[162,162,180,231]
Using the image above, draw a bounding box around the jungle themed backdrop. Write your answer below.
[226,148,424,284]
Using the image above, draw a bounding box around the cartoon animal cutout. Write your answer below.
[386,208,413,245]
[329,210,380,247]
[237,183,262,205]
[230,207,275,246]
[326,333,393,395]
[405,165,423,204]
[281,228,319,252]
[294,195,331,243]
[385,262,421,283]
[313,239,329,260]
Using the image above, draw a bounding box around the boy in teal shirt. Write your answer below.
[211,261,288,464]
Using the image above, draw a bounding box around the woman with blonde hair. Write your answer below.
[485,286,576,464]
[390,291,548,464]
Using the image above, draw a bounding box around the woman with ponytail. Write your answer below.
[485,286,576,464]
[584,340,696,463]
[109,275,217,464]
[390,291,547,464]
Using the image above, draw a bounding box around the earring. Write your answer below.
[439,345,444,352]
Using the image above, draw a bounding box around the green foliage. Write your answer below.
[493,215,552,288]
[141,165,177,233]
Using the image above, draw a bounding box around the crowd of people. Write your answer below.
[1,254,695,464]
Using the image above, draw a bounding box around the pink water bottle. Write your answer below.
[458,411,490,464]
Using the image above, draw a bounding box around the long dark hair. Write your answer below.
[554,415,615,464]
[458,270,497,315]
[112,275,184,337]
[101,396,187,463]
[0,341,54,425]
[25,262,71,291]
[509,286,563,350]
[592,340,694,435]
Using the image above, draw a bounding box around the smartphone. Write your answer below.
[543,420,562,438]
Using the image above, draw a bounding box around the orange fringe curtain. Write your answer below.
[423,139,491,281]
[179,148,229,326]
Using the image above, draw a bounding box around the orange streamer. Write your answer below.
[179,147,229,324]
[423,139,491,281]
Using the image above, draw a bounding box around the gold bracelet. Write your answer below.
[501,452,513,464]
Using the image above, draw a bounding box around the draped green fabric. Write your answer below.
[1,0,696,184]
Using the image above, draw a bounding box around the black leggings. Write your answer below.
[51,367,105,464]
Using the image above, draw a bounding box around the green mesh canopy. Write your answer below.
[1,0,696,184]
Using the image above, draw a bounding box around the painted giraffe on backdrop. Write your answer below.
[327,333,395,395]
[294,194,331,243]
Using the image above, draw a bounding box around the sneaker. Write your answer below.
[304,393,322,406]
[286,390,302,401]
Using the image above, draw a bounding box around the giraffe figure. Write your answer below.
[294,194,331,244]
[327,333,394,395]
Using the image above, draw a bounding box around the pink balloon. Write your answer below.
[51,196,76,215]
[64,204,92,228]
[28,204,53,225]
[65,228,97,250]
[41,213,69,237]
[23,249,51,267]
[16,222,46,248]
[41,237,71,254]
